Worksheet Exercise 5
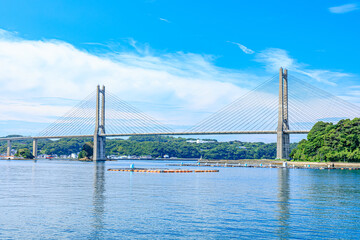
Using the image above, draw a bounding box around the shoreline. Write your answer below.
[199,159,360,168]
[3,158,360,168]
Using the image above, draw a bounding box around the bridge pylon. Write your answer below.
[93,85,106,161]
[277,68,290,160]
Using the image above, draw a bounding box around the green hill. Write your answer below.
[290,118,360,162]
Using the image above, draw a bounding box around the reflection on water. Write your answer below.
[92,162,106,239]
[277,168,290,239]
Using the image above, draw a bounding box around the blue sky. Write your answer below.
[0,0,359,142]
[1,0,359,72]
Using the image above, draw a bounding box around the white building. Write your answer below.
[186,139,216,144]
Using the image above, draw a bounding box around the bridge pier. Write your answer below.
[277,68,290,160]
[33,139,38,159]
[7,140,11,156]
[94,136,106,161]
[93,85,106,161]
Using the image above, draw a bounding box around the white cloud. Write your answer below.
[159,18,170,23]
[0,29,269,136]
[227,41,255,54]
[255,48,352,85]
[329,3,359,13]
[0,29,357,140]
[338,85,360,103]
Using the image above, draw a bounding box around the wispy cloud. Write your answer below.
[227,41,254,54]
[339,85,360,102]
[329,3,359,13]
[159,18,170,23]
[127,38,151,55]
[255,48,352,85]
[82,42,109,47]
[0,29,268,136]
[0,29,357,138]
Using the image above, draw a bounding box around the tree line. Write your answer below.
[290,118,360,162]
[0,135,298,160]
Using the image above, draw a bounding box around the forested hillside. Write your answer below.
[290,118,360,162]
[1,135,298,160]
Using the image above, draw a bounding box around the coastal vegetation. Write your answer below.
[78,142,93,159]
[290,118,360,162]
[104,136,298,159]
[15,148,34,159]
[3,118,360,162]
[0,135,297,160]
[0,137,92,157]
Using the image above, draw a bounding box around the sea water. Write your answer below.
[0,160,359,239]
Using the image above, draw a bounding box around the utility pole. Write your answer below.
[277,68,290,159]
[93,85,106,161]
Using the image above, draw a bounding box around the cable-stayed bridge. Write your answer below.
[2,68,359,160]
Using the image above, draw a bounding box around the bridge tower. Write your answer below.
[277,68,290,159]
[93,85,106,161]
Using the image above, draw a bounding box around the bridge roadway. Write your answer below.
[0,130,310,141]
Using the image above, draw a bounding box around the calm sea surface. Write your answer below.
[0,159,360,239]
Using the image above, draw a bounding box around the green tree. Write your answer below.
[291,118,360,162]
[15,148,34,159]
[78,142,93,159]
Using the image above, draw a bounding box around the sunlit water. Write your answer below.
[0,160,360,239]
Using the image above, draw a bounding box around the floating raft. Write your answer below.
[108,168,219,173]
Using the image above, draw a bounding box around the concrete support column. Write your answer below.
[283,69,290,159]
[277,68,285,159]
[101,85,105,135]
[33,139,38,159]
[7,140,11,156]
[93,134,99,161]
[277,68,290,160]
[93,85,106,161]
[99,136,106,160]
[93,85,100,161]
[99,85,106,160]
